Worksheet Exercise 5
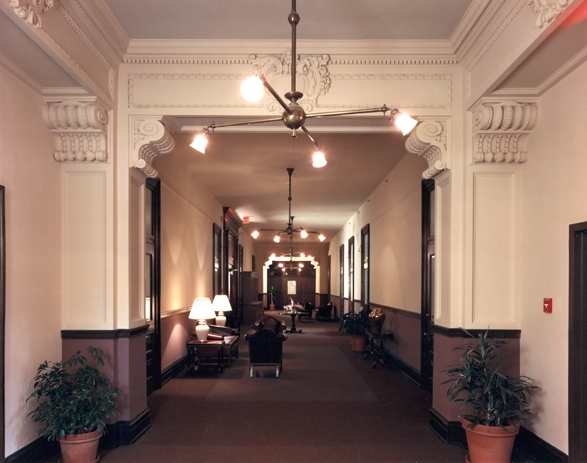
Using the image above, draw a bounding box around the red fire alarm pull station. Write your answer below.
[543,298,553,313]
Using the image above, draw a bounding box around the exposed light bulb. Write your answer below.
[312,149,327,168]
[300,229,308,238]
[299,263,304,268]
[251,230,259,239]
[395,113,418,135]
[318,234,326,242]
[300,253,305,258]
[274,235,280,243]
[190,132,209,153]
[278,263,283,268]
[240,76,264,103]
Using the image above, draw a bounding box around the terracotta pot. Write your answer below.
[350,334,367,352]
[270,304,276,311]
[57,431,101,463]
[462,418,519,463]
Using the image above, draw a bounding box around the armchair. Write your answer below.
[315,302,334,321]
[297,302,314,321]
[244,328,287,378]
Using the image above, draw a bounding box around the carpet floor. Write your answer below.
[99,313,468,463]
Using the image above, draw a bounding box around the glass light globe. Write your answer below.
[240,76,264,103]
[312,150,327,168]
[395,113,418,135]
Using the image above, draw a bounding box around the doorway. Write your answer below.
[569,221,587,462]
[420,179,435,392]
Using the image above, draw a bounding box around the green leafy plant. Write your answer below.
[268,286,278,304]
[443,329,537,428]
[27,346,120,441]
[339,306,372,336]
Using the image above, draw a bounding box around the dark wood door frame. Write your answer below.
[569,221,587,462]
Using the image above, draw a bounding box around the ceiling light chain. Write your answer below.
[190,0,418,165]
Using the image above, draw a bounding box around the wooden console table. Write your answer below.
[364,333,395,369]
[186,340,225,375]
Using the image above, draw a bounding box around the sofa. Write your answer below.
[297,302,314,321]
[192,324,239,367]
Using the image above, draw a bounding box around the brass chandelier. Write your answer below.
[190,0,418,167]
[251,167,324,243]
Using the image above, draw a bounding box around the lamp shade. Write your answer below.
[213,295,232,314]
[189,298,215,321]
[190,132,209,153]
[395,113,418,135]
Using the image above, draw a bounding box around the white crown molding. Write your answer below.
[131,118,175,178]
[8,0,53,29]
[471,100,538,163]
[0,52,44,94]
[44,98,109,163]
[405,120,448,179]
[528,0,571,27]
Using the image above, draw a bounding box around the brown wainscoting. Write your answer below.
[330,295,341,320]
[61,325,149,339]
[370,302,421,374]
[161,354,188,386]
[4,437,59,463]
[431,325,521,338]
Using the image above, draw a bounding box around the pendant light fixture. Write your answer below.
[190,0,418,167]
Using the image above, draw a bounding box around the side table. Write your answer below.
[365,333,395,369]
[186,339,225,375]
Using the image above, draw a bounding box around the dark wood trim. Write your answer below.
[428,407,466,448]
[421,178,434,392]
[61,326,149,339]
[5,436,59,463]
[161,355,188,386]
[513,426,568,463]
[102,408,151,448]
[223,207,243,234]
[569,221,587,463]
[0,185,5,461]
[348,236,355,310]
[389,351,422,385]
[370,302,421,319]
[360,224,370,307]
[431,325,521,338]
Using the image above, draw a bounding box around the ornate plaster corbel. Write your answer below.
[44,100,109,163]
[9,0,53,28]
[132,118,175,178]
[528,0,570,28]
[472,101,538,164]
[405,121,448,179]
[250,52,331,112]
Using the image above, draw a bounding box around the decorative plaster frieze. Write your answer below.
[250,52,331,112]
[329,58,459,65]
[405,121,448,179]
[472,101,538,163]
[9,0,53,28]
[132,119,175,178]
[528,0,570,27]
[44,100,108,163]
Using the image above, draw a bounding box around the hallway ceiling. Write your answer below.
[3,0,584,246]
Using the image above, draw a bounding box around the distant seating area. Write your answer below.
[245,327,287,378]
[297,302,314,321]
[251,314,286,334]
[315,302,334,321]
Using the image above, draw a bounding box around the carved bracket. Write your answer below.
[250,52,331,112]
[405,121,448,179]
[132,118,175,178]
[528,0,570,28]
[9,0,53,28]
[472,101,538,164]
[44,100,109,163]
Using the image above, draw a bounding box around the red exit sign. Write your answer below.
[543,298,552,313]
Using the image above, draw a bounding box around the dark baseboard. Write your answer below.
[389,352,422,385]
[513,426,568,463]
[429,408,568,463]
[161,354,188,386]
[102,408,151,448]
[5,436,59,462]
[428,408,466,448]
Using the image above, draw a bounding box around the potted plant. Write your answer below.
[27,346,120,463]
[339,306,371,352]
[268,285,278,310]
[443,330,538,463]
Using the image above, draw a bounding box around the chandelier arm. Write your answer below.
[300,126,318,146]
[209,116,284,130]
[259,75,293,115]
[303,106,393,119]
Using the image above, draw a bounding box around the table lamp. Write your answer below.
[212,295,233,327]
[189,297,216,341]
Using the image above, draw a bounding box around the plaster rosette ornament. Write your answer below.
[528,0,570,28]
[44,100,109,163]
[250,52,331,112]
[405,121,448,179]
[132,118,175,178]
[472,101,538,164]
[9,0,53,28]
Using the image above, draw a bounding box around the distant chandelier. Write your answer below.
[251,167,325,243]
[190,0,418,168]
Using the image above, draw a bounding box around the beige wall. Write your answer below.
[516,60,587,453]
[0,66,62,456]
[329,153,427,314]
